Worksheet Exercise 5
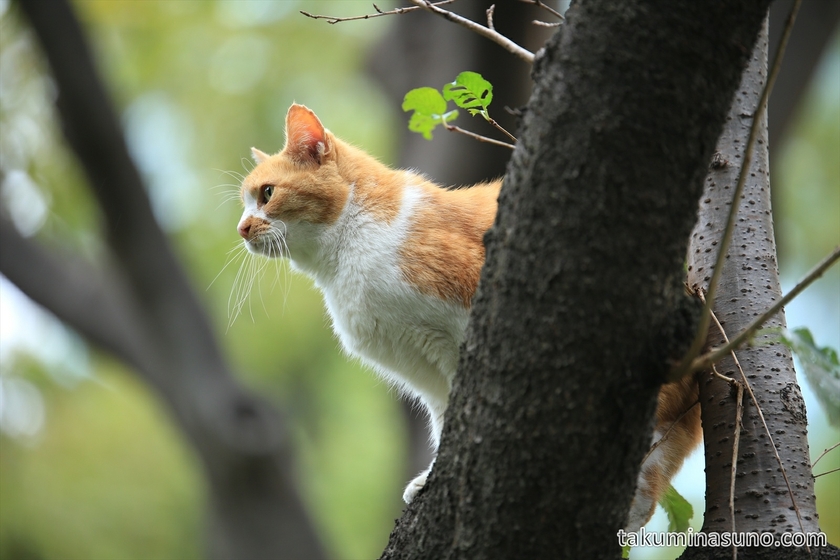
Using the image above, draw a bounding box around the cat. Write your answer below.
[236,103,701,529]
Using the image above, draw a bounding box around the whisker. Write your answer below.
[223,219,293,329]
[240,157,256,174]
[226,247,251,330]
[211,168,246,183]
[208,241,245,290]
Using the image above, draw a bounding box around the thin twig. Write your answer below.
[409,0,535,63]
[706,303,810,550]
[710,362,743,560]
[814,466,840,478]
[518,0,564,20]
[485,116,517,143]
[730,368,744,560]
[300,0,457,24]
[812,442,840,469]
[486,4,495,31]
[709,353,743,560]
[532,20,563,27]
[675,0,802,379]
[445,124,515,149]
[689,245,840,374]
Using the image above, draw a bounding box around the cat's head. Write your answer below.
[237,104,350,259]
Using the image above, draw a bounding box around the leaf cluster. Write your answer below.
[402,71,493,140]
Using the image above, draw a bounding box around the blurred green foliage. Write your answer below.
[2,1,406,559]
[775,32,840,550]
[0,2,838,560]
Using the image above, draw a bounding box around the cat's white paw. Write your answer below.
[626,472,656,532]
[402,469,430,503]
[626,492,654,533]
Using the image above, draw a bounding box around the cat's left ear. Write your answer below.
[284,104,331,165]
[251,148,270,164]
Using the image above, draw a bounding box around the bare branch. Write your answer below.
[688,244,840,374]
[444,124,515,149]
[728,367,744,560]
[409,0,535,63]
[300,0,457,24]
[814,466,840,479]
[486,4,496,31]
[518,0,564,21]
[532,20,563,28]
[676,0,802,378]
[484,115,518,143]
[812,442,840,469]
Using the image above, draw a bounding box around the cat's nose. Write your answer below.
[238,222,251,239]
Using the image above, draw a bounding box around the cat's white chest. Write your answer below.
[293,185,468,429]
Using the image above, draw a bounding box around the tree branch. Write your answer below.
[688,244,840,374]
[675,0,802,379]
[300,0,457,24]
[16,0,226,376]
[812,442,840,469]
[814,466,840,478]
[408,0,535,63]
[518,0,564,21]
[0,216,150,373]
[444,124,515,149]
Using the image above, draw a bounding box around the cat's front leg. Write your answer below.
[403,459,435,503]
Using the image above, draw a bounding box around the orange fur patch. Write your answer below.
[241,151,349,225]
[399,180,501,307]
[332,141,404,224]
[645,376,702,499]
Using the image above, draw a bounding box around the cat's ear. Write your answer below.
[284,104,331,165]
[251,147,270,164]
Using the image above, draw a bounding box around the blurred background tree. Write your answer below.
[0,1,836,559]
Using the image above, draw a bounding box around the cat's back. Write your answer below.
[398,179,501,308]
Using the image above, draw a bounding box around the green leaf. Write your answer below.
[658,484,694,533]
[402,86,447,115]
[777,327,840,425]
[442,71,493,118]
[622,543,631,558]
[402,87,457,140]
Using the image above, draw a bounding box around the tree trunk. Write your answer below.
[680,19,839,560]
[381,2,771,558]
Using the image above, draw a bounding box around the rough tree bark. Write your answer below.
[680,20,839,560]
[381,2,772,558]
[1,2,325,559]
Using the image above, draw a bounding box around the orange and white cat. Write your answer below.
[236,103,700,530]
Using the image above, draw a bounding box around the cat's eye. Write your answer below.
[261,185,274,205]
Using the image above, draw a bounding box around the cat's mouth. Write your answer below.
[244,234,286,259]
